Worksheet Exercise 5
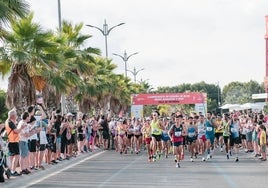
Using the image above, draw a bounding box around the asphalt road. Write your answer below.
[2,147,268,188]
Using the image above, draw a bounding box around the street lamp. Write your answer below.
[86,19,125,58]
[113,50,139,77]
[127,67,144,83]
[57,0,66,115]
[217,81,221,107]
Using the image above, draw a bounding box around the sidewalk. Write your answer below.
[1,149,103,187]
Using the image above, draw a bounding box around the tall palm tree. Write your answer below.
[0,13,58,111]
[0,0,29,37]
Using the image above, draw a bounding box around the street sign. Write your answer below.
[252,93,268,99]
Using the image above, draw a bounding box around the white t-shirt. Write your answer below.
[17,120,30,142]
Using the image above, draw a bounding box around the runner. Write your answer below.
[214,114,224,152]
[117,119,127,155]
[141,117,152,162]
[161,117,171,159]
[204,111,217,160]
[197,115,206,161]
[230,114,241,162]
[133,119,142,154]
[150,111,163,161]
[185,116,197,162]
[168,115,186,168]
[222,114,231,159]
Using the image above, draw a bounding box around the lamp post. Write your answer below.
[217,81,221,107]
[86,19,125,58]
[57,0,66,115]
[127,67,144,83]
[113,50,139,77]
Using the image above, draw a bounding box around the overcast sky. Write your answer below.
[1,0,268,91]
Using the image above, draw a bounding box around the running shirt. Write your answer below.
[187,126,196,138]
[222,121,230,137]
[197,123,206,139]
[117,125,126,136]
[215,119,224,133]
[230,121,239,138]
[143,126,151,138]
[171,124,184,143]
[150,120,162,135]
[205,119,215,136]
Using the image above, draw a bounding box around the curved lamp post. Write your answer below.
[86,19,125,58]
[127,67,144,83]
[113,50,139,77]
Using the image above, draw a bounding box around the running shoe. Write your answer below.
[206,154,210,160]
[174,158,178,163]
[227,154,229,160]
[153,155,157,162]
[235,157,239,162]
[176,162,180,168]
[220,148,223,152]
[11,171,21,176]
[190,157,194,162]
[202,157,206,161]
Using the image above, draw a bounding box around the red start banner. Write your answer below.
[131,92,207,105]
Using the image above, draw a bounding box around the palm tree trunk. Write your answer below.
[6,64,36,113]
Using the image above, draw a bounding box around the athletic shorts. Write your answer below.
[145,137,152,145]
[223,136,229,145]
[206,135,215,145]
[173,141,183,147]
[215,133,223,139]
[230,137,240,147]
[152,134,162,142]
[198,135,206,142]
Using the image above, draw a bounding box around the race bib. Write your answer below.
[206,127,213,131]
[188,132,195,137]
[152,128,158,134]
[231,128,237,133]
[174,131,182,137]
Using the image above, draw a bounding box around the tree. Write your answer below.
[0,89,8,122]
[222,80,264,104]
[0,13,58,112]
[0,0,29,34]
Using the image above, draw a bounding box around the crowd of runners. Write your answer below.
[0,104,267,182]
[112,110,267,168]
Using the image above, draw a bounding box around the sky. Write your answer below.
[1,0,268,91]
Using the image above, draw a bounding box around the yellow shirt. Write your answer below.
[150,120,162,135]
[260,130,267,145]
[215,119,224,133]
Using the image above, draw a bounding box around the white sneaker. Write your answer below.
[202,157,206,161]
[206,154,210,160]
[220,148,223,152]
[190,158,194,162]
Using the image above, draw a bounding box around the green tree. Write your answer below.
[0,89,8,122]
[222,80,264,104]
[0,0,29,34]
[0,13,58,112]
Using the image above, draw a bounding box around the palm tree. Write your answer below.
[47,20,100,111]
[0,0,29,37]
[0,13,58,111]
